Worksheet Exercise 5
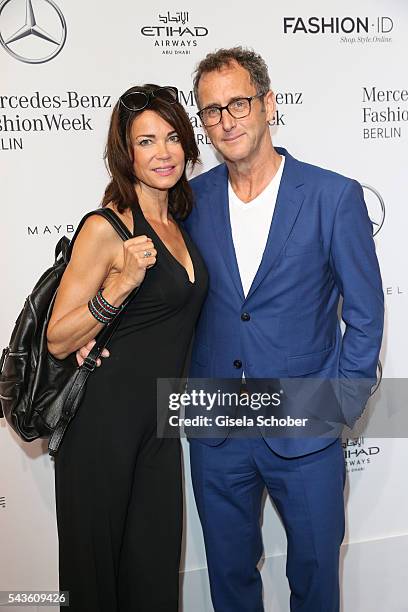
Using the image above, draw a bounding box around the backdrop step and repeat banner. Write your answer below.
[1,1,408,610]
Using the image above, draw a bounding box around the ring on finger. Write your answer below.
[143,250,152,258]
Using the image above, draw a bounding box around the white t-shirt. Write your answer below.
[229,156,285,296]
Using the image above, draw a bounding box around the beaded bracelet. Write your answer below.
[96,289,123,315]
[88,298,112,325]
[88,289,123,325]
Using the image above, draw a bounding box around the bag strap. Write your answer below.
[81,208,137,366]
[91,208,133,241]
[54,208,134,264]
[66,207,137,366]
[48,208,139,455]
[68,207,133,256]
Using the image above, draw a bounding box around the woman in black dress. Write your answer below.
[47,85,208,612]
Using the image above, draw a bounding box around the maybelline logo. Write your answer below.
[141,11,209,54]
[342,437,381,472]
[27,223,75,236]
[0,496,5,508]
[0,0,67,64]
[283,16,393,36]
[361,184,385,236]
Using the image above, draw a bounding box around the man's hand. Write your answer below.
[76,339,110,367]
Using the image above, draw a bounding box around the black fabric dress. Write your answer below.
[54,205,208,612]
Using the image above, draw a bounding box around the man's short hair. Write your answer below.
[193,46,271,107]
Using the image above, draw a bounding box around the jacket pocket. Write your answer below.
[287,345,334,376]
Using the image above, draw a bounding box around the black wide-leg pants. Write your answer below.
[54,380,182,612]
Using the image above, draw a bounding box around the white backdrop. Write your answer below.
[1,0,408,610]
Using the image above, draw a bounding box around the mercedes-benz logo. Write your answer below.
[0,0,67,64]
[362,184,385,237]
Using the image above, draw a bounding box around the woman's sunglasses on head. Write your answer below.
[119,86,179,112]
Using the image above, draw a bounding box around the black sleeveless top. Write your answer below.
[91,204,208,385]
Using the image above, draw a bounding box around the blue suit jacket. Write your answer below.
[184,148,384,457]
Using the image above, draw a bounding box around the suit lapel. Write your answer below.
[246,149,305,300]
[210,164,245,300]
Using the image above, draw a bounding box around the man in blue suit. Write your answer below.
[184,47,384,612]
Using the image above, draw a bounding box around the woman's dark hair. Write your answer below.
[102,84,199,219]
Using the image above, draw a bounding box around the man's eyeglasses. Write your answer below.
[119,86,179,112]
[197,92,266,127]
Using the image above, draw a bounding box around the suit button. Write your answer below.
[241,312,250,321]
[233,360,242,369]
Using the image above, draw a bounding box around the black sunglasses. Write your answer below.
[119,86,179,112]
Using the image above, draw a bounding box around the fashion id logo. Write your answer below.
[282,16,394,44]
[0,0,67,64]
[0,496,5,508]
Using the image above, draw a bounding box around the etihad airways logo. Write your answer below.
[0,0,67,64]
[342,436,381,473]
[141,11,208,38]
[140,11,209,53]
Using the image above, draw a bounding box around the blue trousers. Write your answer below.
[189,437,345,612]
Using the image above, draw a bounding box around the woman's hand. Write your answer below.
[76,339,110,367]
[116,235,157,290]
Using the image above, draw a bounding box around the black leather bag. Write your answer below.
[0,208,134,455]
